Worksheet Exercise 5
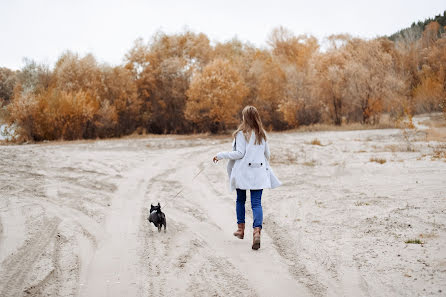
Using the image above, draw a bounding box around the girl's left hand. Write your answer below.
[213,156,219,163]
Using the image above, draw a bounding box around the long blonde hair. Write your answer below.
[233,106,266,145]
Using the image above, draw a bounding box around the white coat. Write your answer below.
[216,131,281,192]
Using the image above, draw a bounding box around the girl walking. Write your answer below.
[213,106,281,250]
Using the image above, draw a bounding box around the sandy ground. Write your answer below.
[0,115,445,297]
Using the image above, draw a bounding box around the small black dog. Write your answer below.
[148,203,166,232]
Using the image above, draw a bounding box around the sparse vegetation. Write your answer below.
[289,121,396,133]
[405,239,423,244]
[270,149,298,165]
[370,157,387,164]
[314,200,324,207]
[303,160,316,167]
[310,138,322,146]
[431,146,446,161]
[384,144,419,153]
[355,201,370,206]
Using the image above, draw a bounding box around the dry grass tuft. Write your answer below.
[431,146,446,161]
[383,144,418,152]
[355,201,370,206]
[405,238,423,244]
[303,160,316,167]
[370,157,386,164]
[310,138,322,146]
[270,150,298,165]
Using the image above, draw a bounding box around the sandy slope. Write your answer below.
[0,116,445,297]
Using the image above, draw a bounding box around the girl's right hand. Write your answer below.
[213,156,219,163]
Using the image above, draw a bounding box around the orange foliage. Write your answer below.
[268,27,319,68]
[185,59,248,132]
[312,47,348,125]
[3,23,446,141]
[413,68,445,112]
[244,50,287,129]
[9,88,98,140]
[422,21,441,48]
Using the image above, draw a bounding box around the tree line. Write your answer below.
[0,17,445,141]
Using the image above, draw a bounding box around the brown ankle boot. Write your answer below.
[233,223,245,239]
[252,227,261,250]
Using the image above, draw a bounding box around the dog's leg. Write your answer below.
[164,221,166,233]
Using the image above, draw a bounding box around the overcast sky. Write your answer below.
[0,0,444,70]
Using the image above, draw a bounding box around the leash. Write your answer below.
[161,161,211,210]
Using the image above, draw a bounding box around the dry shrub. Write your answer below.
[355,201,370,206]
[270,150,297,165]
[8,88,98,141]
[303,160,316,166]
[310,138,322,145]
[370,157,387,164]
[431,144,446,161]
[384,144,418,152]
[432,150,446,160]
[405,239,423,244]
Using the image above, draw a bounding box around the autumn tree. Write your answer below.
[410,24,446,114]
[268,27,319,69]
[185,59,248,133]
[267,27,320,127]
[8,88,98,141]
[343,38,408,124]
[15,59,52,95]
[413,65,445,112]
[232,49,286,130]
[0,67,17,104]
[52,51,141,137]
[10,63,100,140]
[421,21,441,48]
[8,52,141,140]
[96,65,140,136]
[279,64,321,127]
[312,40,349,125]
[125,31,212,133]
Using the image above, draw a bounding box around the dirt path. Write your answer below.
[75,145,310,297]
[144,146,311,297]
[79,164,154,297]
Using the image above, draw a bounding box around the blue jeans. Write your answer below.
[236,189,263,229]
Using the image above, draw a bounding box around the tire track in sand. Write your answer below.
[151,146,312,297]
[0,217,61,297]
[79,158,160,297]
[137,150,257,297]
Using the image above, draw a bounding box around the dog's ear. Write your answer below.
[158,202,161,207]
[151,204,153,207]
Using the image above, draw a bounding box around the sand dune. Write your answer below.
[0,115,445,297]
